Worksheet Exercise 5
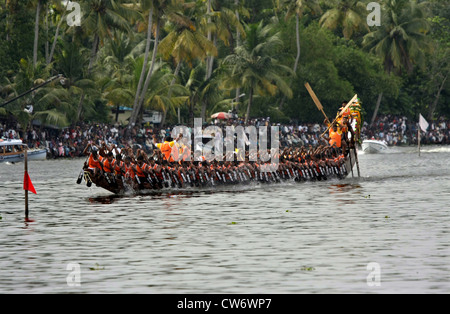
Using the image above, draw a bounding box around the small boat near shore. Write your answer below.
[361,139,388,154]
[0,139,47,163]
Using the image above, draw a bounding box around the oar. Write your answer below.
[76,169,84,184]
[84,172,93,187]
[77,155,89,184]
[304,82,330,123]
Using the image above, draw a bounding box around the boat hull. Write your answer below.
[361,140,388,154]
[82,150,358,195]
[0,149,47,163]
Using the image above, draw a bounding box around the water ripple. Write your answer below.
[0,149,449,293]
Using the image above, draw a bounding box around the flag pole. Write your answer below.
[24,146,29,221]
[418,128,421,157]
[23,145,36,222]
[418,114,429,157]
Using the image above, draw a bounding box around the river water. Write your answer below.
[0,146,449,294]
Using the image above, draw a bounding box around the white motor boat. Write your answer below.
[0,139,47,163]
[361,139,388,154]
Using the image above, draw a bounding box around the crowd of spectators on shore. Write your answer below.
[362,115,450,146]
[1,114,450,159]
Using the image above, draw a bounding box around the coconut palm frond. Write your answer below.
[33,109,70,128]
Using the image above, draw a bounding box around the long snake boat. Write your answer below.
[78,145,358,195]
[78,91,362,195]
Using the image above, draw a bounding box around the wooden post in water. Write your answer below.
[353,146,361,178]
[23,145,36,222]
[24,147,29,221]
[418,129,421,157]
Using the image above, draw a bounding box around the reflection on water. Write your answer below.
[0,148,449,293]
[329,184,362,194]
[88,195,124,204]
[328,184,364,205]
[88,183,269,204]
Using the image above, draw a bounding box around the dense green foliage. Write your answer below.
[0,0,448,129]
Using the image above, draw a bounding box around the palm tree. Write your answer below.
[158,4,217,121]
[426,6,450,120]
[32,85,72,128]
[200,0,245,79]
[130,0,195,126]
[81,0,137,71]
[159,15,217,70]
[279,0,321,109]
[30,0,67,66]
[178,62,225,124]
[362,0,431,124]
[319,0,369,40]
[284,0,321,73]
[54,40,98,125]
[97,32,138,122]
[1,58,71,134]
[223,22,294,124]
[73,0,137,121]
[31,0,44,67]
[46,0,69,65]
[142,63,189,126]
[129,0,155,126]
[362,0,431,75]
[198,0,245,118]
[232,0,248,110]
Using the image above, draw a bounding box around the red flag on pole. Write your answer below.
[23,171,37,194]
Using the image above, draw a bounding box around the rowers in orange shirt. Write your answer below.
[329,123,342,148]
